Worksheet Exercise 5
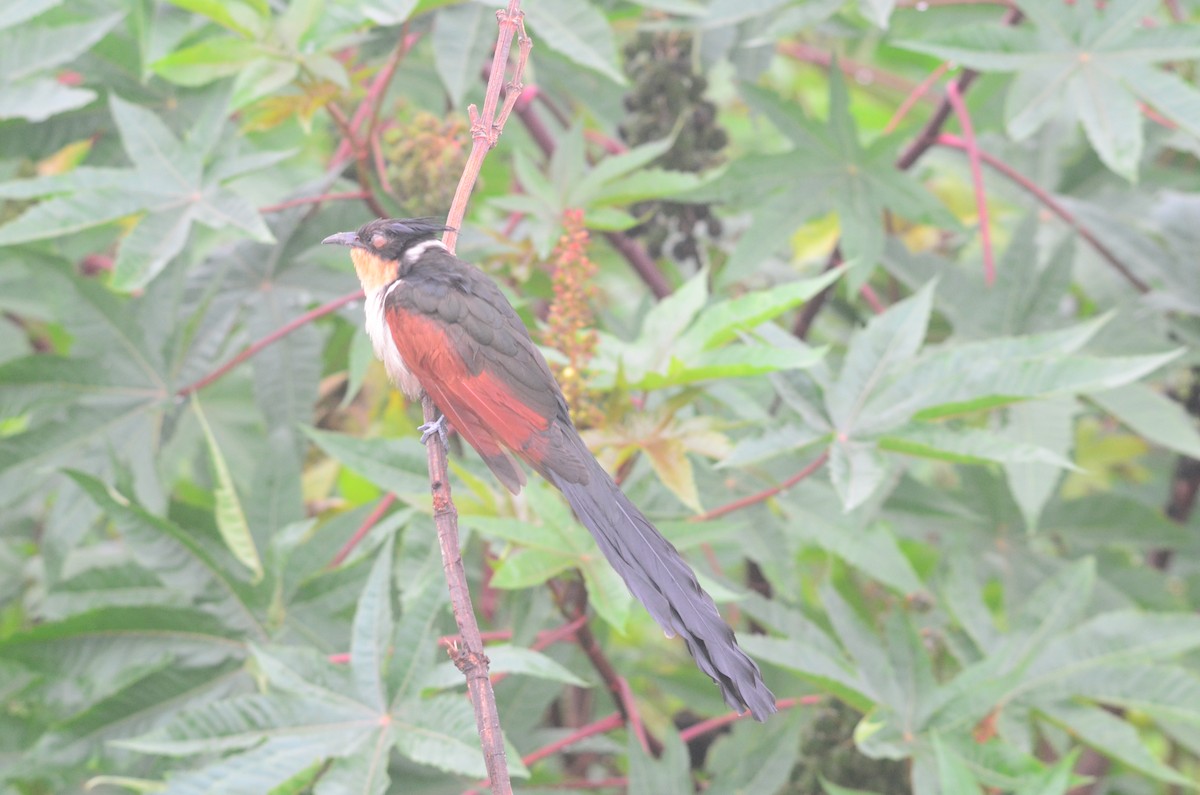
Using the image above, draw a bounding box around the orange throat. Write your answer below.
[350,248,399,295]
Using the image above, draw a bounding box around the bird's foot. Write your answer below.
[418,414,449,448]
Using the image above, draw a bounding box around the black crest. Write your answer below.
[356,217,452,261]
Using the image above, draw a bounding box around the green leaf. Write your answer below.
[193,396,264,582]
[569,137,676,205]
[896,2,1200,179]
[67,472,265,637]
[827,283,934,434]
[880,422,1078,468]
[1014,749,1080,795]
[677,266,845,354]
[1089,383,1200,459]
[932,733,982,794]
[463,482,633,632]
[526,0,627,85]
[111,205,197,290]
[1040,701,1191,786]
[627,726,690,794]
[350,535,395,711]
[151,37,264,86]
[363,0,419,25]
[432,2,492,107]
[0,13,122,83]
[0,0,61,31]
[1003,398,1076,533]
[829,439,890,511]
[163,0,266,37]
[302,428,432,501]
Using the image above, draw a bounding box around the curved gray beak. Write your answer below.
[322,231,360,247]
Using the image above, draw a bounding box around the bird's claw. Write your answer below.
[418,414,449,448]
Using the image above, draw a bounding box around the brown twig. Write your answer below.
[327,103,390,218]
[548,579,664,757]
[421,5,532,792]
[443,3,532,251]
[176,290,364,397]
[423,390,509,792]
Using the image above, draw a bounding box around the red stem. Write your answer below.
[884,62,949,135]
[944,81,995,285]
[176,290,364,397]
[694,450,830,522]
[329,492,397,568]
[677,695,822,742]
[520,712,623,767]
[259,191,369,214]
[935,134,1150,293]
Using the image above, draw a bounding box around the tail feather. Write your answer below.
[550,455,777,721]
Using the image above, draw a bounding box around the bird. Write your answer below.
[323,217,776,721]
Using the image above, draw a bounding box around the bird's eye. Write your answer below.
[371,233,388,249]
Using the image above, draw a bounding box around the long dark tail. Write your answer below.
[549,454,777,721]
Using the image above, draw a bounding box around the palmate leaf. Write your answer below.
[525,0,627,86]
[896,0,1200,179]
[0,8,122,122]
[118,551,516,789]
[0,604,247,775]
[0,90,276,290]
[68,472,268,638]
[687,78,958,281]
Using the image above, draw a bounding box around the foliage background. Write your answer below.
[2,0,1200,793]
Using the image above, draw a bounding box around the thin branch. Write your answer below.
[329,492,397,568]
[896,8,1023,170]
[884,62,949,134]
[327,103,390,217]
[792,248,843,339]
[443,4,531,250]
[678,695,821,742]
[176,290,364,397]
[693,450,830,522]
[423,392,509,793]
[259,191,369,214]
[859,283,886,314]
[331,33,420,169]
[944,81,996,285]
[602,231,672,300]
[779,43,938,100]
[548,580,663,757]
[935,133,1151,293]
[421,5,531,793]
[520,712,624,768]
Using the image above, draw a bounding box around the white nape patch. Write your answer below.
[364,284,422,399]
[402,239,448,268]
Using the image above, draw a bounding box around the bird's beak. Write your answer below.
[322,231,360,248]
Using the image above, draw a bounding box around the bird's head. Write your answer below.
[323,217,453,293]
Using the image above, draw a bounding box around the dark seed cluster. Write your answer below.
[619,33,727,264]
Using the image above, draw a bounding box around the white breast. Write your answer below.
[364,283,423,399]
